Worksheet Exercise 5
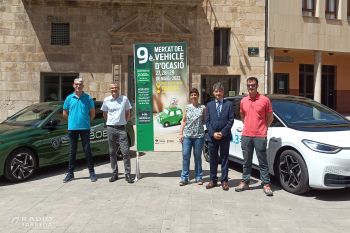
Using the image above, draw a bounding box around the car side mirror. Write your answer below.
[45,119,60,130]
[51,120,60,126]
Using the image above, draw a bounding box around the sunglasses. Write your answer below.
[247,84,256,88]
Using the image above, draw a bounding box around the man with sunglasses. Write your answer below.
[62,78,97,183]
[235,77,274,196]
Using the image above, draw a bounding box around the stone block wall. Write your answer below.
[0,0,266,122]
[192,0,266,96]
[0,0,114,121]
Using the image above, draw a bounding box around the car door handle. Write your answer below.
[236,127,242,132]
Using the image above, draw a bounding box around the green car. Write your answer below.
[0,101,135,182]
[156,107,183,127]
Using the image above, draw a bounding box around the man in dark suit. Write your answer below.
[205,82,234,191]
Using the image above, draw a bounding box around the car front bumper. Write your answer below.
[306,148,350,189]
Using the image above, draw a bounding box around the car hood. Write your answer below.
[298,130,350,148]
[0,124,36,141]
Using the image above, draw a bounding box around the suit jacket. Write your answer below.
[205,99,234,143]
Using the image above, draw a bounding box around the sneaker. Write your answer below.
[109,173,119,182]
[90,172,98,182]
[263,184,274,196]
[63,173,74,183]
[235,181,249,192]
[125,174,134,183]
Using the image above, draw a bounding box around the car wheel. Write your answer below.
[202,133,221,164]
[178,119,182,125]
[4,148,37,182]
[278,150,311,194]
[164,122,170,127]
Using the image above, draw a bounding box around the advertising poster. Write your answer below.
[134,42,187,151]
[279,80,285,89]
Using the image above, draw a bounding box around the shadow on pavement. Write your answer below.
[302,187,350,201]
[0,150,145,186]
[1,151,350,201]
[228,160,283,192]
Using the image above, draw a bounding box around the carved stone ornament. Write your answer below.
[113,10,120,24]
[141,11,162,33]
[108,10,192,38]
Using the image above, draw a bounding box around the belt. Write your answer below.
[107,125,125,129]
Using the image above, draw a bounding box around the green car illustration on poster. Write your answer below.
[0,101,135,183]
[156,107,183,127]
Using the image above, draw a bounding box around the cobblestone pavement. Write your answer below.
[1,146,350,233]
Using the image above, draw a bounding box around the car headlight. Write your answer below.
[302,139,342,154]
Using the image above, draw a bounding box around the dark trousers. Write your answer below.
[241,136,270,185]
[208,141,230,183]
[68,130,95,174]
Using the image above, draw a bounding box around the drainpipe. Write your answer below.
[264,0,268,94]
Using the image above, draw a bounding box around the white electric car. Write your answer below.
[203,95,350,194]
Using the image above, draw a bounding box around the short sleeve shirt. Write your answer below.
[240,93,273,137]
[101,95,132,126]
[183,104,205,138]
[63,92,95,130]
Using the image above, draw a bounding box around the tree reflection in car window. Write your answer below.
[4,106,57,127]
[49,109,68,126]
[271,98,348,127]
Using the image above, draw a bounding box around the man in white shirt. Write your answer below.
[101,82,133,183]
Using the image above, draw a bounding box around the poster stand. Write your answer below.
[134,151,141,182]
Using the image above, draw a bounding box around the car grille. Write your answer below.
[324,174,350,187]
[324,166,350,176]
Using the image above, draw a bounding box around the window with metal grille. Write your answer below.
[51,23,70,45]
[302,0,315,16]
[214,28,230,66]
[325,0,337,19]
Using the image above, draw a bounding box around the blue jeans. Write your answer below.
[181,136,205,182]
[68,130,95,174]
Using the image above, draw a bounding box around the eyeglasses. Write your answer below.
[247,84,256,88]
[74,83,83,86]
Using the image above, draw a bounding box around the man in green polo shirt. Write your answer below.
[62,78,97,182]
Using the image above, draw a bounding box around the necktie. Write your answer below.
[217,101,221,118]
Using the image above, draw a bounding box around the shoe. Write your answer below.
[109,173,119,182]
[222,182,229,191]
[179,181,188,186]
[235,181,249,192]
[90,172,98,182]
[125,174,134,183]
[206,181,217,189]
[63,173,74,183]
[196,180,203,185]
[263,184,274,196]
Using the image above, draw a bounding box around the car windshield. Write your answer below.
[3,105,58,127]
[163,109,169,114]
[271,98,348,127]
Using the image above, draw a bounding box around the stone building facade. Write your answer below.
[268,0,350,113]
[0,0,266,122]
